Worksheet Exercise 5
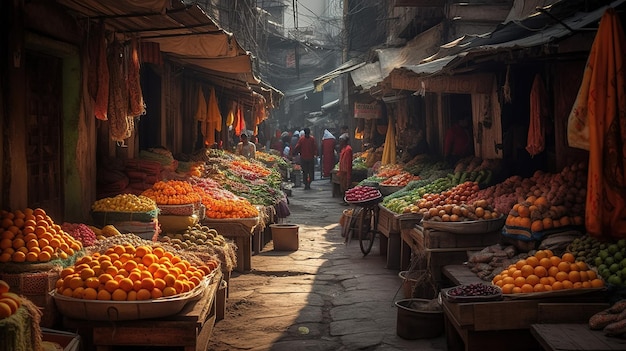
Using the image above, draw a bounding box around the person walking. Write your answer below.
[337,134,353,203]
[235,132,256,159]
[321,129,337,179]
[293,127,317,190]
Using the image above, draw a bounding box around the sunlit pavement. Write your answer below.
[207,174,447,351]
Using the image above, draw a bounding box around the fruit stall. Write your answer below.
[0,147,290,350]
[355,154,626,349]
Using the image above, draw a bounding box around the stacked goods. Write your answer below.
[344,185,381,203]
[467,244,526,282]
[589,300,626,336]
[0,208,82,263]
[176,161,205,178]
[418,182,501,221]
[499,164,587,241]
[466,175,524,215]
[492,250,605,294]
[91,194,159,239]
[90,224,122,240]
[376,164,403,179]
[189,177,258,219]
[54,243,219,301]
[0,280,22,319]
[568,236,626,287]
[142,180,202,209]
[382,177,454,214]
[229,160,272,181]
[123,158,163,195]
[160,224,237,273]
[61,223,97,247]
[139,148,177,172]
[379,172,420,187]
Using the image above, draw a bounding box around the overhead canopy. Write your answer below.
[391,0,626,90]
[56,0,282,107]
[313,58,365,92]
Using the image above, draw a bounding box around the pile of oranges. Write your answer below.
[0,208,82,263]
[142,180,202,206]
[55,244,218,301]
[492,250,605,294]
[0,280,22,319]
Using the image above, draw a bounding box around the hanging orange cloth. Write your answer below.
[195,86,209,145]
[381,117,396,165]
[526,74,548,156]
[568,9,626,240]
[226,101,235,127]
[234,105,245,136]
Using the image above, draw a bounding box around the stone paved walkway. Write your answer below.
[207,176,447,351]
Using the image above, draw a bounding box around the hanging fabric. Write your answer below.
[568,9,626,239]
[87,21,109,121]
[205,87,222,146]
[194,86,208,145]
[226,101,235,127]
[107,39,133,142]
[526,74,548,156]
[381,117,396,165]
[128,36,146,117]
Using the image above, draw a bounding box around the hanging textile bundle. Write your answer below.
[128,36,146,117]
[526,74,548,156]
[567,9,626,239]
[381,117,396,165]
[87,21,109,121]
[226,101,236,127]
[107,39,133,142]
[195,86,209,145]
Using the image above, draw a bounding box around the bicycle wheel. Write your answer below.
[359,208,375,256]
[344,207,363,246]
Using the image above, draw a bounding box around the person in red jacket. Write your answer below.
[337,134,353,202]
[293,127,318,190]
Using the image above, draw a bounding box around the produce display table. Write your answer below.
[442,265,610,351]
[377,205,422,270]
[331,169,368,198]
[402,225,501,285]
[202,218,259,272]
[63,270,222,351]
[530,323,626,351]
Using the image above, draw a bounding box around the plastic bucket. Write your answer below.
[394,298,444,339]
[270,224,299,251]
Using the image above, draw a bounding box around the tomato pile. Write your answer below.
[345,185,381,203]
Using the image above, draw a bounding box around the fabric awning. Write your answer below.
[313,59,365,92]
[56,0,282,107]
[389,0,626,92]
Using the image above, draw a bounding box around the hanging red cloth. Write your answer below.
[526,74,548,156]
[234,105,245,136]
[568,9,626,239]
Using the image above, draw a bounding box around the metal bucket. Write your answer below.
[394,298,444,340]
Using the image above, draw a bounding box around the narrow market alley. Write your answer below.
[207,176,447,351]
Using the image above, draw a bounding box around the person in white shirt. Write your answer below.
[236,132,256,159]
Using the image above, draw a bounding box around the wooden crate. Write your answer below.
[443,293,610,351]
[63,271,221,351]
[531,323,626,351]
[421,227,502,249]
[377,205,401,235]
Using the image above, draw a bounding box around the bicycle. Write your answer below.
[343,197,382,256]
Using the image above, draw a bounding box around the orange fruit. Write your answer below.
[512,286,522,294]
[579,271,589,282]
[552,281,564,290]
[591,279,604,288]
[152,247,165,258]
[0,298,19,314]
[539,257,552,269]
[582,281,592,288]
[124,260,139,272]
[502,276,515,286]
[555,271,569,282]
[557,262,571,273]
[562,253,575,263]
[151,288,163,299]
[136,289,151,301]
[12,251,26,262]
[575,261,588,271]
[521,265,534,278]
[525,274,540,286]
[85,277,100,289]
[569,271,581,283]
[140,278,155,291]
[533,284,546,292]
[0,302,13,318]
[82,287,98,300]
[98,273,114,285]
[25,251,38,262]
[562,280,574,289]
[112,289,127,301]
[154,278,166,291]
[154,268,169,279]
[514,276,526,288]
[569,263,580,272]
[104,280,119,294]
[548,266,559,277]
[126,290,137,301]
[118,278,134,292]
[62,288,73,297]
[0,280,9,294]
[79,268,95,281]
[135,246,151,258]
[163,286,177,297]
[534,266,548,278]
[539,277,552,285]
[97,289,111,301]
[573,282,583,289]
[587,270,598,280]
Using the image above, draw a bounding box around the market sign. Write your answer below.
[354,102,382,119]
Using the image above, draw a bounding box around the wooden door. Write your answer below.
[25,51,63,220]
